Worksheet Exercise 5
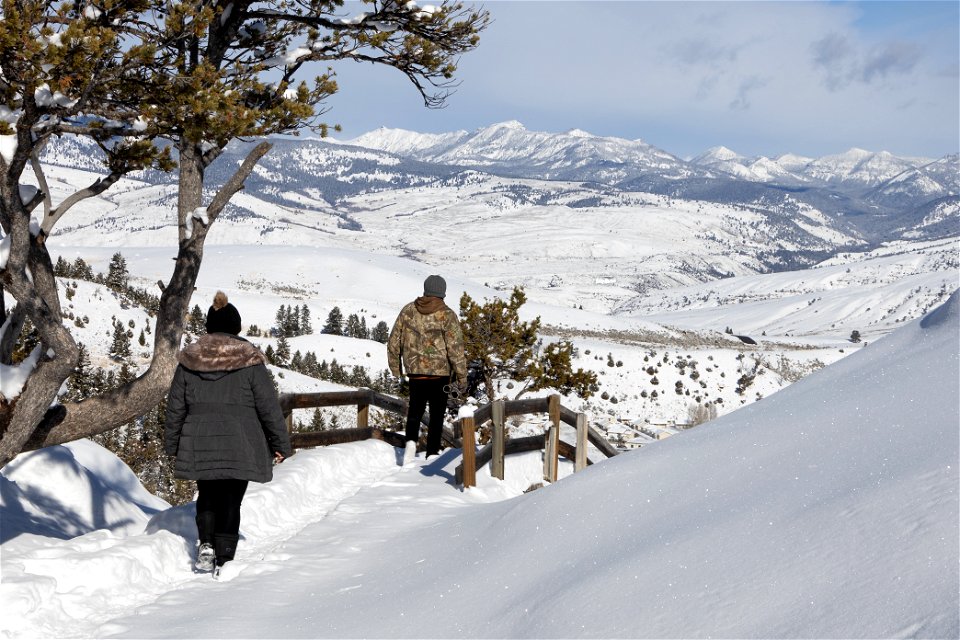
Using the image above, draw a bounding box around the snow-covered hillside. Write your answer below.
[617,237,958,339]
[44,243,849,430]
[2,292,956,638]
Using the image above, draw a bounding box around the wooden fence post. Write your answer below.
[491,399,505,481]
[544,394,560,482]
[575,413,588,472]
[461,417,476,488]
[357,402,369,429]
[285,412,294,436]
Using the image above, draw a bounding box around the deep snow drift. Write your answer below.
[1,293,958,638]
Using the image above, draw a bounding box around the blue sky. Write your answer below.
[323,1,959,159]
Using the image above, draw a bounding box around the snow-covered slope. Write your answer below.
[690,146,803,183]
[2,292,956,638]
[349,126,470,157]
[616,237,958,338]
[42,162,869,313]
[801,148,926,188]
[866,154,960,209]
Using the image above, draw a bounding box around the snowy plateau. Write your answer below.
[1,122,958,638]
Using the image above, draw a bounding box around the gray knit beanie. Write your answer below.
[423,275,446,299]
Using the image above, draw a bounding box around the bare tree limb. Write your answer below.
[29,139,52,220]
[203,141,272,224]
[40,171,125,235]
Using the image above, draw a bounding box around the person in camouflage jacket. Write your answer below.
[388,275,468,458]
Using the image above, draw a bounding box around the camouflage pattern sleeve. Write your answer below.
[387,310,405,378]
[445,309,468,384]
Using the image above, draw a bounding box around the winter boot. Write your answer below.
[403,440,417,465]
[195,542,215,572]
[214,533,240,566]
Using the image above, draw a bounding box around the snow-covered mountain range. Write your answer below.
[41,121,959,247]
[35,122,957,318]
[344,121,958,229]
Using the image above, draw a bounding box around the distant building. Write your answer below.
[625,433,656,449]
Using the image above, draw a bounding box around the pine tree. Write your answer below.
[371,321,390,343]
[301,305,313,335]
[303,351,318,378]
[329,359,347,383]
[275,335,291,366]
[307,408,326,432]
[187,304,206,335]
[110,320,132,361]
[345,313,362,338]
[371,369,396,394]
[66,342,93,402]
[322,307,344,335]
[90,368,107,396]
[460,287,597,401]
[264,344,276,365]
[106,252,130,291]
[290,305,302,336]
[72,257,94,280]
[0,0,489,467]
[359,316,369,340]
[54,256,70,277]
[290,350,303,372]
[274,305,287,338]
[118,362,136,385]
[349,366,372,387]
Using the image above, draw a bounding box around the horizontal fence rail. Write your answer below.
[278,389,619,488]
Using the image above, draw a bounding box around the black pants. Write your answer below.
[405,376,448,456]
[196,479,248,565]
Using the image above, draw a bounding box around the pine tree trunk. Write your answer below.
[17,143,207,455]
[0,238,78,468]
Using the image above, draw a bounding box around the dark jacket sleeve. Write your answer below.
[251,364,293,457]
[164,366,187,456]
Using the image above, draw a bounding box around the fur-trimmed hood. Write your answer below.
[178,333,266,376]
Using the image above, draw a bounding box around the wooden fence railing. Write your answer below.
[278,389,619,488]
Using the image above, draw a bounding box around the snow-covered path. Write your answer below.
[3,292,958,639]
[97,448,508,638]
[3,436,547,639]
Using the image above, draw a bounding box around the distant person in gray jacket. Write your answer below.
[164,291,292,577]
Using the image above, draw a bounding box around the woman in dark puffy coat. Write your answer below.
[164,291,292,577]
